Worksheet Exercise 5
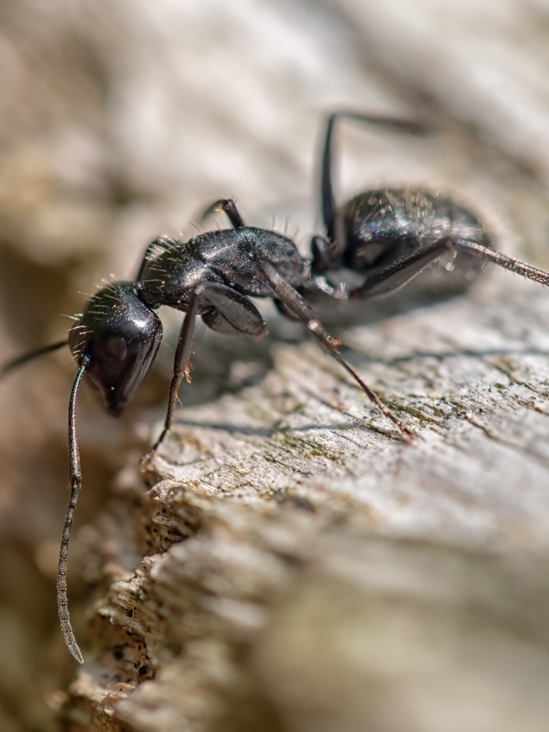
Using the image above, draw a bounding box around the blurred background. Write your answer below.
[2,0,549,729]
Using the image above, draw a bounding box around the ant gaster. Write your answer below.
[308,112,549,295]
[3,111,549,664]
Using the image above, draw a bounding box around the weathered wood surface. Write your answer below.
[66,280,549,731]
[2,1,549,731]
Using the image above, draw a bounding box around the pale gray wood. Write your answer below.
[2,1,549,730]
[66,0,549,724]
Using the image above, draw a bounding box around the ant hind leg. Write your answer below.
[259,260,413,441]
[454,239,549,286]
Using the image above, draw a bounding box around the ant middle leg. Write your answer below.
[259,260,413,441]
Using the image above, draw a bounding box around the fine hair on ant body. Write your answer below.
[2,110,549,664]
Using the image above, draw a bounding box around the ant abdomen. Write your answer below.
[341,188,492,296]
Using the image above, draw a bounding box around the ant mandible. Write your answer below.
[2,110,549,664]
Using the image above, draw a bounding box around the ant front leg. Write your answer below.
[148,292,201,457]
[201,198,246,229]
[259,260,413,441]
[147,281,266,460]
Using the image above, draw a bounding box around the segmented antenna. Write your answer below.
[0,340,68,380]
[57,360,88,664]
[0,339,89,660]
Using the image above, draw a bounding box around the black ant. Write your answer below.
[2,110,549,664]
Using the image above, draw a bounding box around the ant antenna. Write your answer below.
[0,340,68,380]
[0,337,88,661]
[57,359,89,664]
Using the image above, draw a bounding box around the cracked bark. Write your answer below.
[62,278,549,731]
[56,2,549,729]
[2,2,549,731]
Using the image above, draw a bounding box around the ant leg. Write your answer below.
[201,198,246,229]
[454,239,549,286]
[351,238,549,301]
[150,282,266,456]
[200,282,267,336]
[150,293,200,454]
[318,111,427,253]
[311,235,337,274]
[259,261,413,441]
[319,113,342,248]
[351,239,454,299]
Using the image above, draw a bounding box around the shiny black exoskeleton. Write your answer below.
[307,111,549,301]
[5,204,404,664]
[314,187,490,296]
[68,281,163,416]
[4,110,549,665]
[71,223,347,424]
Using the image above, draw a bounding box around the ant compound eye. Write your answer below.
[105,335,128,362]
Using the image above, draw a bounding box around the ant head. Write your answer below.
[68,282,163,416]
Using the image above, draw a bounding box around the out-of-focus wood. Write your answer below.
[2,1,549,730]
[67,276,549,731]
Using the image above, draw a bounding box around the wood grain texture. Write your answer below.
[63,274,549,730]
[1,1,549,731]
[59,1,549,729]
